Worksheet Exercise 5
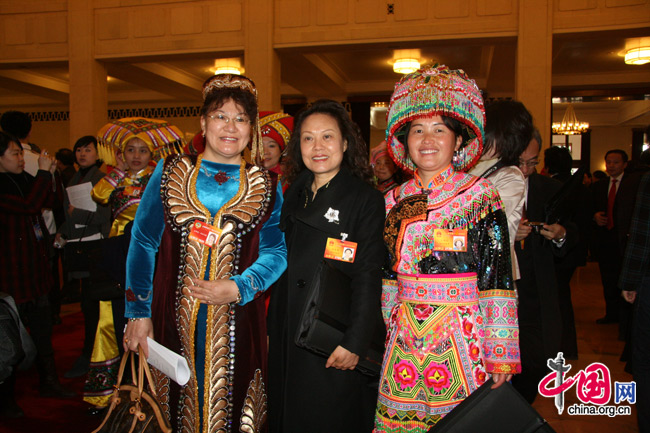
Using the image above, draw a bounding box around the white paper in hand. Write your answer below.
[146,337,191,386]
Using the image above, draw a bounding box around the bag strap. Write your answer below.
[138,346,158,397]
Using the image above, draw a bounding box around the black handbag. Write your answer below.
[92,347,172,433]
[430,379,556,433]
[64,239,103,272]
[0,294,36,381]
[295,260,385,376]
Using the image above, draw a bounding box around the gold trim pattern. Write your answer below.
[239,369,267,433]
[162,154,272,433]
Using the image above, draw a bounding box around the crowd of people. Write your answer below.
[1,64,648,432]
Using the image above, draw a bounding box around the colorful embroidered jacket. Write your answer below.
[382,166,520,374]
[91,166,154,237]
[125,155,287,433]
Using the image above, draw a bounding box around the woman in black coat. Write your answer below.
[267,100,385,433]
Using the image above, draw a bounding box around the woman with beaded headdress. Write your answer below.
[122,74,287,432]
[374,65,521,432]
[259,111,293,176]
[370,140,402,194]
[82,117,182,410]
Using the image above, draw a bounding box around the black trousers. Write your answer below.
[556,266,578,357]
[17,294,54,362]
[80,278,100,359]
[632,277,650,431]
[597,232,622,320]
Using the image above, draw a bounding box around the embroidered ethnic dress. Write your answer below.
[374,166,520,432]
[83,166,154,407]
[125,155,287,433]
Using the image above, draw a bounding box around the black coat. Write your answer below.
[515,173,577,356]
[267,168,385,433]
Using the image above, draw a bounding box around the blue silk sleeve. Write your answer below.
[124,160,165,318]
[230,183,287,305]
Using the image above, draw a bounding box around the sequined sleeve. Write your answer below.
[474,208,521,374]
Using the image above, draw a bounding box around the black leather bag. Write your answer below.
[92,347,172,433]
[430,379,556,433]
[295,260,385,376]
[64,239,102,273]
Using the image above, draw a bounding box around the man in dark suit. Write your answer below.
[591,149,640,325]
[511,130,576,404]
[620,172,650,431]
[544,146,590,359]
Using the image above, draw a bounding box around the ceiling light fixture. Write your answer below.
[393,58,420,74]
[213,58,243,75]
[214,66,242,75]
[624,47,650,65]
[552,103,589,135]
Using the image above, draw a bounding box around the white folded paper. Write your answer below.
[66,182,97,212]
[146,337,191,386]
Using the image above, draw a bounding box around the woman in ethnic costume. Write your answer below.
[374,65,521,432]
[123,74,287,433]
[259,111,293,193]
[370,141,401,194]
[84,118,182,409]
[267,100,385,433]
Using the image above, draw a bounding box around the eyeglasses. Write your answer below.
[207,112,251,127]
[519,159,539,168]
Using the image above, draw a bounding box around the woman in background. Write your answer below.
[83,124,161,410]
[0,132,72,417]
[370,141,401,194]
[467,99,531,281]
[55,136,110,379]
[260,111,294,193]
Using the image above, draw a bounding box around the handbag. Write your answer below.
[295,260,386,376]
[92,347,172,433]
[430,379,556,433]
[0,294,36,382]
[64,239,103,272]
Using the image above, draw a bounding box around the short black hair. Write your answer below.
[73,135,103,167]
[604,149,628,163]
[55,148,75,166]
[483,100,534,166]
[0,131,20,156]
[0,111,32,140]
[544,146,573,176]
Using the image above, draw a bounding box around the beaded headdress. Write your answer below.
[259,111,294,152]
[202,74,263,165]
[96,117,184,166]
[370,141,389,166]
[386,64,485,173]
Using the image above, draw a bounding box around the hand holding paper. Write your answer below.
[146,337,190,386]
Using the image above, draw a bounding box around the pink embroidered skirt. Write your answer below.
[374,272,489,433]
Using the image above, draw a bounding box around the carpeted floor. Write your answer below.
[0,307,102,433]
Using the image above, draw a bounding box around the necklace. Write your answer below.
[202,166,231,185]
